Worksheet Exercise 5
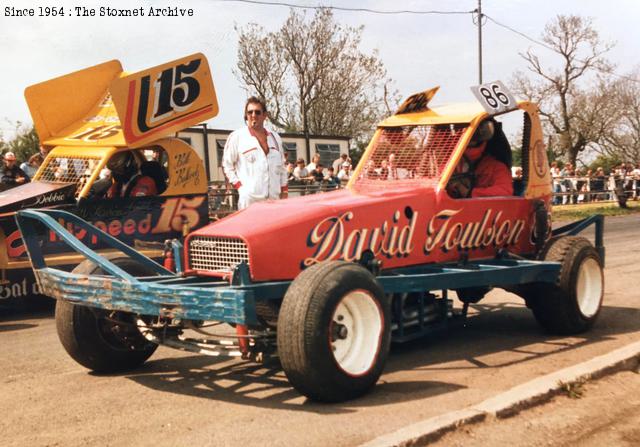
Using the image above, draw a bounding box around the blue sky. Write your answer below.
[1,0,639,138]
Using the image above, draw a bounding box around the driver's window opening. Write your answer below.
[446,110,530,199]
[355,124,468,190]
[141,146,169,193]
[107,147,168,197]
[87,147,169,200]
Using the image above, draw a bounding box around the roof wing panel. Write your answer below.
[110,53,218,148]
[24,60,123,145]
[24,54,218,149]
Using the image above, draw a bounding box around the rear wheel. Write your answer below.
[55,256,158,372]
[526,236,604,334]
[277,261,390,402]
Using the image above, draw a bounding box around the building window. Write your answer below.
[283,142,297,163]
[315,143,341,167]
[179,136,192,145]
[216,139,227,167]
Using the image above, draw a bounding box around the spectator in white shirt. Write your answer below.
[222,96,288,209]
[332,153,348,173]
[337,162,351,182]
[293,158,311,182]
[306,153,320,173]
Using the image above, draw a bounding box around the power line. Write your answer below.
[214,0,473,15]
[484,14,640,84]
[484,15,555,53]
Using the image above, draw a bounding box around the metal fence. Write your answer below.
[552,175,640,205]
[207,175,639,218]
[207,180,346,218]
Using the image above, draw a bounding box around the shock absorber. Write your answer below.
[236,324,250,359]
[163,239,176,272]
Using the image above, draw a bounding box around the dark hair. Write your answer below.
[29,153,44,165]
[244,96,267,121]
[483,120,512,169]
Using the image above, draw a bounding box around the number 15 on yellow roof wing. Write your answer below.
[109,52,218,148]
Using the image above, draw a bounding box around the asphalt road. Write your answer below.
[2,214,639,447]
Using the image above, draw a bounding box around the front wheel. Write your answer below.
[277,261,391,402]
[527,236,604,334]
[55,257,158,372]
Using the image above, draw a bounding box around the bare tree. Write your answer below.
[511,15,614,165]
[601,69,640,163]
[235,8,398,149]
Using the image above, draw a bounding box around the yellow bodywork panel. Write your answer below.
[33,138,207,198]
[379,102,488,127]
[24,60,123,145]
[24,53,218,149]
[110,53,218,148]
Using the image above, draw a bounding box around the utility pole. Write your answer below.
[477,0,483,84]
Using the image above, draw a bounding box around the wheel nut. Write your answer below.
[337,315,344,321]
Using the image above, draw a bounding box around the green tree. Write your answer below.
[3,122,39,162]
[587,153,622,173]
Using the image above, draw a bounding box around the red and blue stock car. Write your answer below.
[19,82,605,402]
[1,54,217,310]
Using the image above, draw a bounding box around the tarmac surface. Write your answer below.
[1,214,639,446]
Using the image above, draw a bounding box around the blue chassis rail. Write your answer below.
[16,209,603,328]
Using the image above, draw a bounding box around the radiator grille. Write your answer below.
[189,236,249,272]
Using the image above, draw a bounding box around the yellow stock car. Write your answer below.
[0,53,218,309]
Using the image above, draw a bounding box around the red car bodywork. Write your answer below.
[185,96,552,282]
[186,188,537,282]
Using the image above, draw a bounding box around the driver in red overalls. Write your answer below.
[106,151,158,198]
[447,120,513,198]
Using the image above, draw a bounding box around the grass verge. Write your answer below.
[552,200,640,221]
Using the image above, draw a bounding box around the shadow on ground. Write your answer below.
[120,302,639,411]
[386,301,640,373]
[123,355,463,413]
[0,322,38,332]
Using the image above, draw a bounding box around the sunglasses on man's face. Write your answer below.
[247,109,263,116]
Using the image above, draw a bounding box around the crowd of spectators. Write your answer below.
[0,150,45,191]
[550,161,640,205]
[285,153,351,189]
[282,153,640,205]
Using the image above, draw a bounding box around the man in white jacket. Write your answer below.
[222,97,289,209]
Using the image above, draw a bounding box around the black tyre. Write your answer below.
[455,286,491,304]
[277,261,391,402]
[527,236,604,334]
[55,256,158,373]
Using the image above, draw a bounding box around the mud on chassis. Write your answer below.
[17,209,604,402]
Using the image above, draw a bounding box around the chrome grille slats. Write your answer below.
[189,236,249,272]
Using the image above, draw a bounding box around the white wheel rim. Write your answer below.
[330,290,383,376]
[576,257,602,318]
